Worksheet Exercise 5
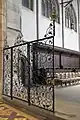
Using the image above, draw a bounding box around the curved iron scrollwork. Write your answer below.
[44,22,53,37]
[12,33,29,101]
[32,37,54,85]
[3,38,11,96]
[3,49,11,96]
[30,85,53,111]
[43,21,55,45]
[3,32,54,112]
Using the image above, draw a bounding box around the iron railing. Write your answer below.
[3,36,55,112]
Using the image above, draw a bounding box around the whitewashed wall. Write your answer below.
[64,0,79,51]
[21,7,36,41]
[7,0,79,51]
[7,28,20,46]
[38,0,62,47]
[7,0,21,46]
[20,0,79,51]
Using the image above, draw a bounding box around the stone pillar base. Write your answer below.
[0,0,6,100]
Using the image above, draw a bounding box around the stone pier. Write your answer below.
[0,0,6,100]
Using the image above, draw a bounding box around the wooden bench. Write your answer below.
[54,72,80,86]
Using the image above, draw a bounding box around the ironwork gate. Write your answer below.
[3,35,55,112]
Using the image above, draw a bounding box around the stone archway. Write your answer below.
[0,0,6,100]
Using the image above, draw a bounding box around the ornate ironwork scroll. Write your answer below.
[3,49,11,96]
[32,37,54,84]
[3,34,54,111]
[30,85,53,111]
[12,33,28,101]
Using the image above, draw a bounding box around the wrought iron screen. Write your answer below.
[3,36,54,112]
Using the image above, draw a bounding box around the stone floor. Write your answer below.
[0,101,38,120]
[55,85,80,120]
[55,99,80,120]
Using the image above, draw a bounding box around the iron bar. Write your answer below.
[3,94,11,98]
[11,48,13,100]
[36,0,39,40]
[36,0,39,82]
[64,0,73,7]
[27,43,30,105]
[32,44,36,84]
[4,36,53,50]
[60,0,73,4]
[52,20,55,113]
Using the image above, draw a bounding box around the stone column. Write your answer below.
[0,0,6,100]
